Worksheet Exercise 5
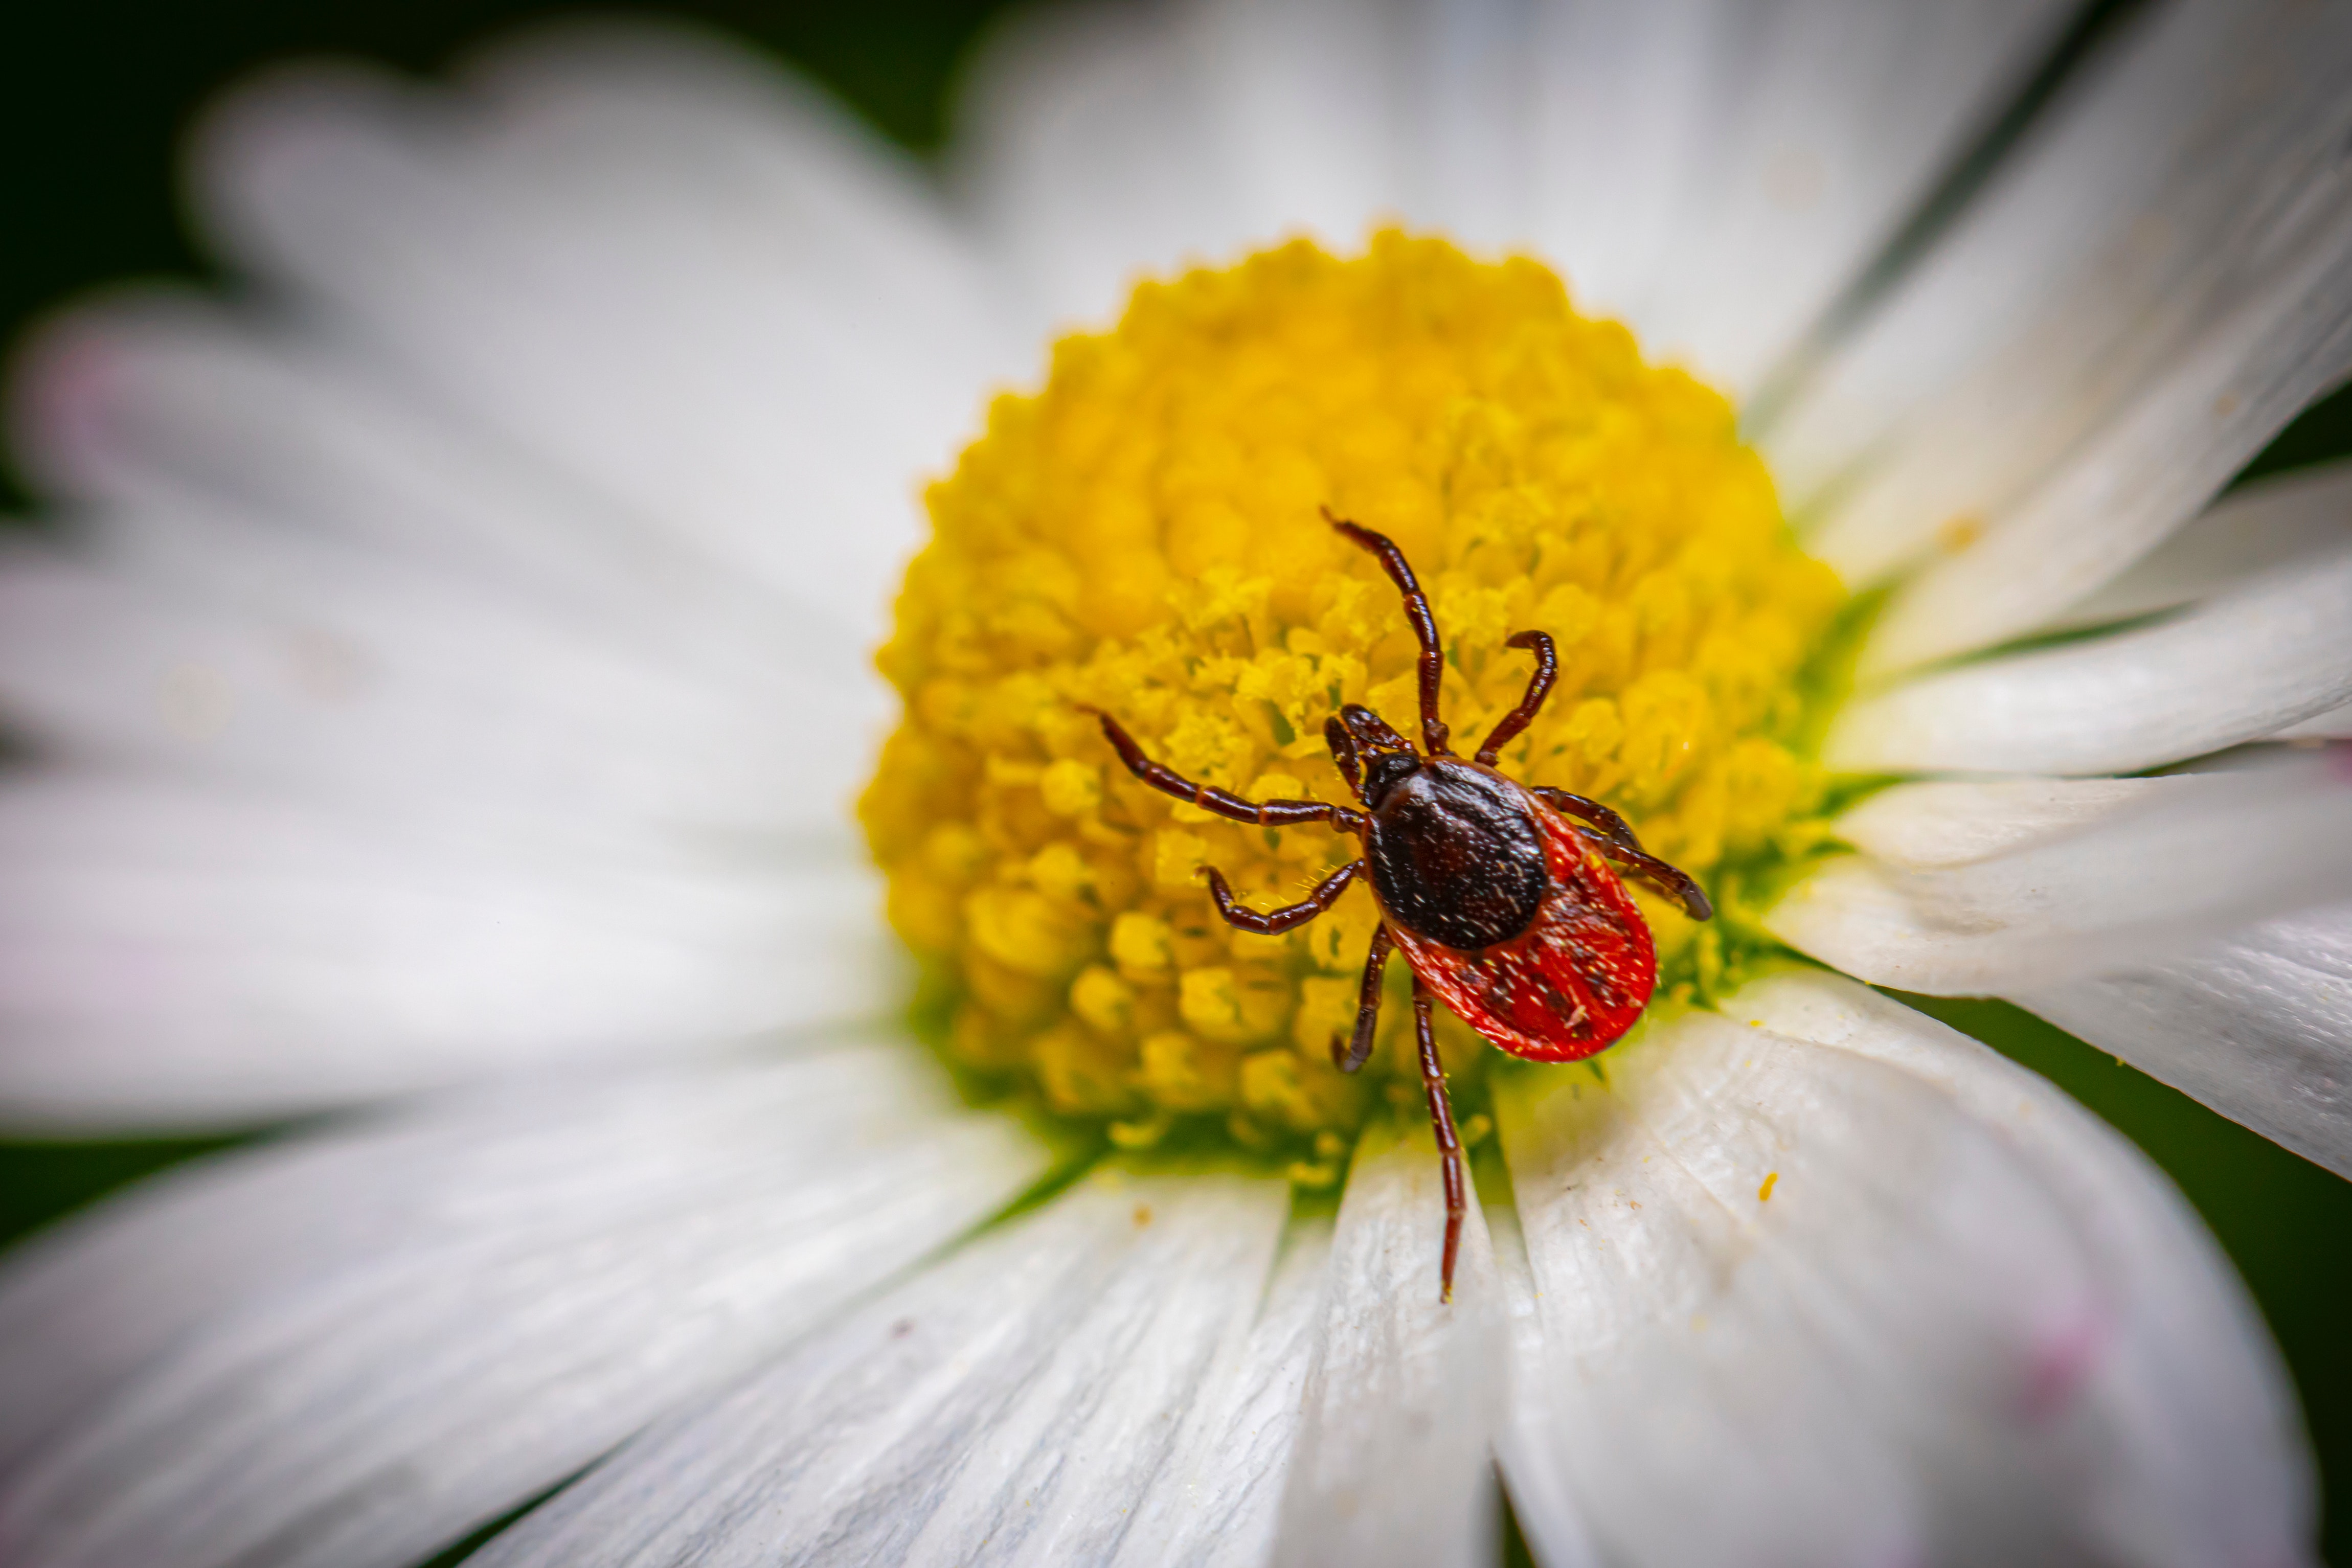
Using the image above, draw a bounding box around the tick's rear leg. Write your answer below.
[1569,827,1715,921]
[1204,861,1362,935]
[1530,785,1644,852]
[1411,974,1468,1305]
[1331,924,1394,1073]
[1531,785,1714,920]
[1602,842,1715,922]
[1087,708,1366,832]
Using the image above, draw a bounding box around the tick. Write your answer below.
[1085,512,1713,1302]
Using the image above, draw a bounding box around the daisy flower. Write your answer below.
[3,2,2349,1565]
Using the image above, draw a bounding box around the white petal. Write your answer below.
[1393,0,1544,254]
[1771,756,2352,994]
[2010,900,2352,1179]
[1271,1119,1501,1568]
[1518,0,1723,331]
[12,297,840,694]
[0,1042,970,1464]
[0,1040,1051,1568]
[0,530,874,843]
[1110,1218,1334,1568]
[1825,544,2352,776]
[2279,705,2352,741]
[1772,0,2352,595]
[1539,0,2072,395]
[1734,975,2314,1565]
[2040,459,2352,634]
[1854,240,2352,674]
[957,0,2069,392]
[1488,1203,1604,1568]
[1501,977,2310,1567]
[192,25,1015,640]
[952,0,1410,336]
[471,1169,1288,1568]
[1830,776,2159,871]
[0,774,896,1128]
[955,0,1591,325]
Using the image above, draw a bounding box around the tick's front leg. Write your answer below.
[1476,630,1557,764]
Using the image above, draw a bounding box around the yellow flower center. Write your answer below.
[862,232,1847,1177]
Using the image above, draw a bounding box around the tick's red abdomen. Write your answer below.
[1384,793,1659,1061]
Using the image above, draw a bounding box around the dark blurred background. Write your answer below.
[2,2,2349,1561]
[0,0,1007,511]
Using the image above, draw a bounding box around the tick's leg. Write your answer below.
[1569,826,1715,921]
[1325,509,1451,757]
[1087,709,1366,833]
[1476,630,1557,765]
[1529,785,1645,853]
[1412,975,1468,1305]
[1331,923,1394,1073]
[1204,861,1362,935]
[1528,785,1711,915]
[1323,714,1365,802]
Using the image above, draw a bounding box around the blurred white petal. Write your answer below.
[1772,757,2352,994]
[0,774,892,1128]
[957,0,2069,389]
[0,1040,1050,1568]
[953,0,1400,336]
[953,0,1581,324]
[0,24,1014,1127]
[1856,238,2352,674]
[193,25,1019,643]
[1539,0,2071,395]
[2280,705,2352,741]
[2011,901,2352,1179]
[470,1171,1287,1568]
[2028,459,2352,639]
[1826,546,2352,776]
[12,296,841,694]
[1829,776,2159,871]
[0,534,869,842]
[1775,0,2352,598]
[1271,1118,1501,1568]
